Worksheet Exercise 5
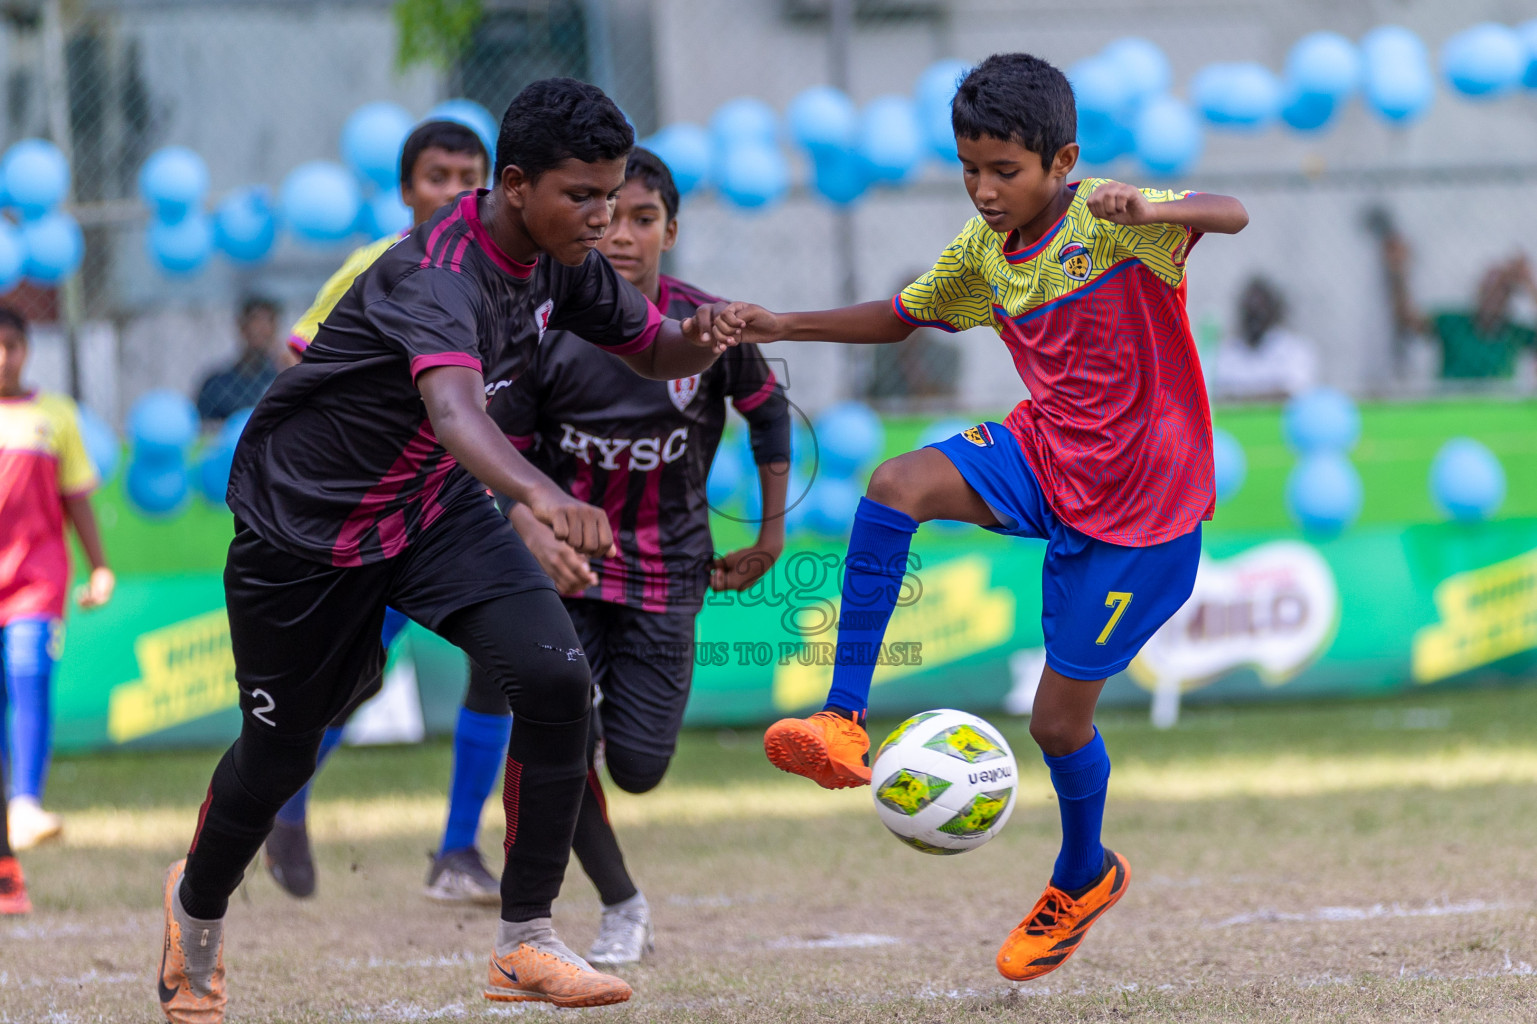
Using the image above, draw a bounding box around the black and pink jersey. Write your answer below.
[490,274,790,612]
[227,190,661,566]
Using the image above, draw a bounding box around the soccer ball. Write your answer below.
[871,708,1018,855]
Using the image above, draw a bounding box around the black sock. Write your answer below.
[0,760,11,858]
[572,765,638,906]
[499,713,589,922]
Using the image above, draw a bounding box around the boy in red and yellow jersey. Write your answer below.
[0,308,113,853]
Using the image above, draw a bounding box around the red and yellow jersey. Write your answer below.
[287,231,405,354]
[894,178,1214,547]
[0,391,98,622]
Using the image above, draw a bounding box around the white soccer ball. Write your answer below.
[870,708,1018,855]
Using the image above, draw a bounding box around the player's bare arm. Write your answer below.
[63,494,114,608]
[417,364,615,557]
[615,302,736,380]
[505,503,598,595]
[712,299,915,347]
[712,457,789,591]
[1086,181,1249,234]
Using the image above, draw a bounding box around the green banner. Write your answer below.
[48,519,1537,753]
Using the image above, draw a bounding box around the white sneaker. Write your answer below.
[8,797,62,851]
[587,893,653,966]
[423,847,501,905]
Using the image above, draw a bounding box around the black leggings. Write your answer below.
[182,590,590,923]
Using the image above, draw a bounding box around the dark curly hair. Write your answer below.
[952,53,1076,171]
[495,78,634,181]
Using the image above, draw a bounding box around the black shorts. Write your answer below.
[225,499,550,738]
[563,598,697,763]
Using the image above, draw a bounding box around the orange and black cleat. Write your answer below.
[0,855,30,915]
[996,850,1130,982]
[484,943,633,1007]
[158,859,227,1024]
[763,710,872,789]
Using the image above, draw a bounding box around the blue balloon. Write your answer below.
[1441,23,1526,99]
[1101,37,1171,101]
[196,442,235,505]
[1280,88,1337,132]
[915,59,970,160]
[426,100,498,158]
[787,86,857,154]
[137,147,208,223]
[22,212,83,284]
[1283,387,1360,454]
[858,95,923,183]
[1068,57,1131,120]
[1286,32,1362,100]
[810,146,870,206]
[706,445,746,509]
[716,141,788,210]
[342,102,414,190]
[128,389,198,453]
[815,401,884,478]
[2,139,69,219]
[363,189,411,238]
[710,97,779,146]
[1077,110,1133,165]
[1520,20,1537,88]
[0,221,24,293]
[281,161,362,243]
[1193,62,1282,129]
[125,456,189,517]
[76,405,121,483]
[148,212,213,275]
[1134,96,1203,174]
[804,475,863,538]
[213,186,277,264]
[644,123,712,196]
[1286,453,1362,537]
[1430,438,1505,522]
[1212,428,1246,503]
[1362,26,1433,124]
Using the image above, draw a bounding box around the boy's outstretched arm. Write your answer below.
[1086,181,1249,235]
[417,364,615,557]
[712,299,915,347]
[616,304,744,380]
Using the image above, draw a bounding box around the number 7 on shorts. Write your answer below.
[1095,591,1132,646]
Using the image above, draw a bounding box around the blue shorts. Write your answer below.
[928,423,1200,680]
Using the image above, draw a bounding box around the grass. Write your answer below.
[5,684,1537,1022]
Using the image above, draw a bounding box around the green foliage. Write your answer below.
[393,0,483,72]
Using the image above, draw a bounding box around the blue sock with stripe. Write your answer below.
[823,497,919,716]
[3,617,57,801]
[1044,727,1111,893]
[439,707,512,856]
[274,726,345,827]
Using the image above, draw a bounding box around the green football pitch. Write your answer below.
[4,684,1536,1022]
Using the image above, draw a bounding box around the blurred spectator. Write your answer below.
[866,271,960,402]
[195,295,281,422]
[1380,232,1537,381]
[1211,276,1317,401]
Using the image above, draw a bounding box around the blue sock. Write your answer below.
[274,726,345,827]
[1044,727,1111,893]
[823,497,919,716]
[440,707,512,856]
[3,618,57,801]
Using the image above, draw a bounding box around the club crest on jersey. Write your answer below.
[1058,240,1092,281]
[534,299,554,341]
[668,374,701,411]
[962,423,994,448]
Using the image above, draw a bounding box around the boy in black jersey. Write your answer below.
[486,148,790,965]
[156,80,736,1022]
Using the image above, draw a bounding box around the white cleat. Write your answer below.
[8,797,63,851]
[587,893,654,967]
[423,847,501,905]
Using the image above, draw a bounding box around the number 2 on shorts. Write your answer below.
[1096,591,1133,646]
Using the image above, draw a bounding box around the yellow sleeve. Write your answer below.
[47,395,98,497]
[1099,184,1200,289]
[288,234,400,350]
[893,219,997,333]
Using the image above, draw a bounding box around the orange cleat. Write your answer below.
[158,859,227,1024]
[0,855,31,914]
[484,943,633,1007]
[996,850,1131,982]
[763,710,872,789]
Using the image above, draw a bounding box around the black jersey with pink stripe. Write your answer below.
[490,274,790,612]
[227,190,660,567]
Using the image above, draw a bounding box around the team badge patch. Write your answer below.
[668,374,701,410]
[962,424,994,448]
[1058,240,1092,281]
[534,299,555,341]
